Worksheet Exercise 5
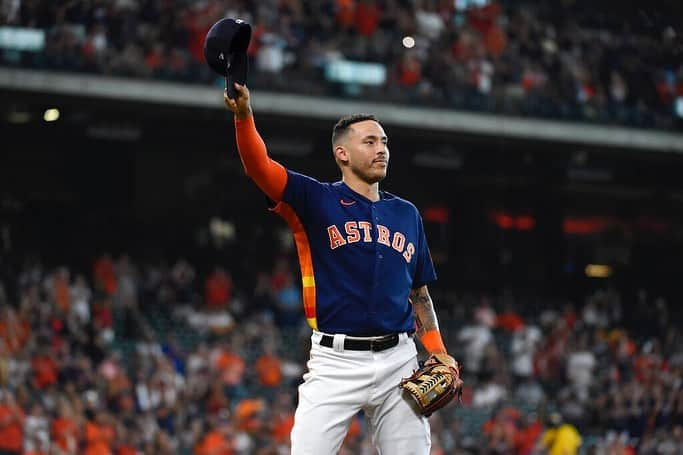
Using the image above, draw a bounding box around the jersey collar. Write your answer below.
[336,181,388,203]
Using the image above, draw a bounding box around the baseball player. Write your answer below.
[224,82,458,454]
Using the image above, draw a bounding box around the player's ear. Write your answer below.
[334,145,349,165]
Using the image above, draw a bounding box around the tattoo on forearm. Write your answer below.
[409,286,439,338]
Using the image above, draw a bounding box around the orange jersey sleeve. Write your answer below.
[234,116,287,202]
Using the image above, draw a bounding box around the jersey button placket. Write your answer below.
[368,203,379,317]
[376,208,382,259]
[371,204,382,316]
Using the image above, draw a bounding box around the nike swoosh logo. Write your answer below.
[340,199,356,206]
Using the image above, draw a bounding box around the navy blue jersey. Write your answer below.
[271,169,437,336]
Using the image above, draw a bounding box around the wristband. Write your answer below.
[421,329,446,354]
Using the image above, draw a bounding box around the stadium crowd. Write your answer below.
[0,248,682,454]
[1,0,681,129]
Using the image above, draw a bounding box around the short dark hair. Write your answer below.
[331,113,379,146]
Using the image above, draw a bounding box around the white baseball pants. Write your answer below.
[290,331,430,454]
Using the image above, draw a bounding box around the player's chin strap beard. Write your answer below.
[347,167,383,186]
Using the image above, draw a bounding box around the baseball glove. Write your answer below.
[399,353,464,417]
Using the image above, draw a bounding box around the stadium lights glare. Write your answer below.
[402,36,415,49]
[585,264,612,278]
[43,108,60,122]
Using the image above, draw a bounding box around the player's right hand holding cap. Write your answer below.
[224,83,252,119]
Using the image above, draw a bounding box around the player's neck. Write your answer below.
[342,174,380,202]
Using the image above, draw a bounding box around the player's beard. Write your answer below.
[350,160,387,184]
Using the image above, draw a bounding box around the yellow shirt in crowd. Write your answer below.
[541,423,582,455]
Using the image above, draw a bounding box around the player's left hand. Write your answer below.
[400,353,463,417]
[424,352,457,368]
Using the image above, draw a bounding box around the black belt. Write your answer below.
[319,333,400,352]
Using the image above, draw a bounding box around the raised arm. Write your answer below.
[224,83,287,202]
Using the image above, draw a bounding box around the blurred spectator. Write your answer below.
[70,274,92,326]
[255,341,282,390]
[510,324,541,382]
[194,414,234,455]
[0,389,24,455]
[538,413,582,455]
[496,303,524,332]
[0,305,30,355]
[23,402,49,454]
[457,309,494,376]
[115,255,139,309]
[473,373,508,408]
[51,399,78,454]
[565,332,597,401]
[84,411,115,455]
[30,351,57,390]
[397,52,422,88]
[483,407,520,452]
[171,259,196,305]
[516,413,543,455]
[205,267,233,310]
[514,376,545,407]
[0,344,8,387]
[273,272,301,328]
[211,339,246,400]
[46,267,71,314]
[93,254,116,297]
[269,391,295,448]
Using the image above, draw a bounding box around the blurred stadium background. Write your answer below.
[1,0,683,454]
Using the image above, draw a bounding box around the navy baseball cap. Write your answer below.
[204,18,252,98]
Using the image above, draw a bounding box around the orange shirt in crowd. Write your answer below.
[467,1,501,37]
[485,24,507,57]
[0,403,24,451]
[340,416,362,450]
[271,414,294,444]
[205,272,232,308]
[516,419,543,455]
[32,354,58,389]
[93,256,117,295]
[496,312,524,332]
[255,353,282,387]
[84,420,115,455]
[0,318,31,354]
[235,399,264,432]
[336,0,355,28]
[52,416,79,452]
[398,57,421,86]
[195,430,233,455]
[355,2,380,36]
[117,445,138,455]
[214,351,245,385]
[54,274,71,312]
